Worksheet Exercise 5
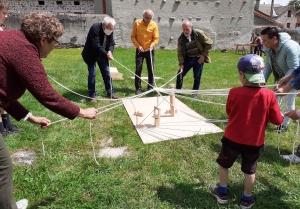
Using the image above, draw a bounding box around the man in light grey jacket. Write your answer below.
[261,27,300,133]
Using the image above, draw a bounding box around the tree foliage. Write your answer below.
[288,0,300,11]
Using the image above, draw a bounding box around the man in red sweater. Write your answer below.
[210,54,283,209]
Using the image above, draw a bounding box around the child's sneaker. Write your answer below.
[240,197,255,209]
[210,184,228,204]
[280,154,300,163]
[275,125,288,133]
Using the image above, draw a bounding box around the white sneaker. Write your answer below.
[16,199,28,209]
[281,154,300,163]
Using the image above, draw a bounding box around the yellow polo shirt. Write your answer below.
[131,19,159,50]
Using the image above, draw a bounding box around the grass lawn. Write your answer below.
[6,48,300,209]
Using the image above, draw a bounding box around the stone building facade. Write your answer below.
[6,0,255,50]
[7,0,95,14]
[274,6,298,29]
[109,0,255,50]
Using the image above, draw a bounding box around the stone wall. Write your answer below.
[5,0,256,50]
[275,12,297,29]
[7,0,95,14]
[5,12,107,47]
[111,0,255,50]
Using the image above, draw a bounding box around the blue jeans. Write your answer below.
[176,56,204,90]
[87,57,114,98]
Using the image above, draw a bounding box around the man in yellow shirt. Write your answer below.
[131,9,159,95]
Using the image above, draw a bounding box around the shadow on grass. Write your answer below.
[28,196,56,209]
[113,87,137,97]
[254,176,299,209]
[208,138,222,154]
[156,180,295,209]
[156,182,215,208]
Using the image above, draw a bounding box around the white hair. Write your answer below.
[182,20,192,27]
[103,16,116,26]
[143,10,154,19]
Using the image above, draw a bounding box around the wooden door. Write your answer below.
[102,0,106,14]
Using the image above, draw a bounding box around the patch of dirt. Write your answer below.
[98,146,129,158]
[11,151,36,165]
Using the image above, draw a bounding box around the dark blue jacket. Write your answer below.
[289,66,300,90]
[82,22,115,65]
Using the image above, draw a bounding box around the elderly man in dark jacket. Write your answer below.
[82,16,118,102]
[176,20,213,97]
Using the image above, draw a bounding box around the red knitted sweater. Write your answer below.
[0,30,80,121]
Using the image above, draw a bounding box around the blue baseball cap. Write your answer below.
[237,54,265,84]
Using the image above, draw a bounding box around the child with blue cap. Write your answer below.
[210,54,283,209]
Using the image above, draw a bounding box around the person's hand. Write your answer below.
[138,46,144,52]
[273,85,279,92]
[278,74,294,87]
[78,108,98,119]
[198,54,205,64]
[275,87,287,96]
[149,45,153,51]
[275,84,294,96]
[27,115,51,128]
[284,110,299,120]
[179,65,184,72]
[107,51,114,60]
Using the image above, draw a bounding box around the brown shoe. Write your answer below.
[90,98,97,103]
[107,94,118,99]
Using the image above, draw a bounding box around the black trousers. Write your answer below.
[135,49,155,90]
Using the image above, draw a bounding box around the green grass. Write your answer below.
[7,48,300,209]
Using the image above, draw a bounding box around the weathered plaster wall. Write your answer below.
[5,12,107,45]
[111,0,255,50]
[5,0,256,50]
[8,0,95,14]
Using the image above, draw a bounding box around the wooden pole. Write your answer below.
[169,84,175,117]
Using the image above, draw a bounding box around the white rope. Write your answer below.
[113,58,152,89]
[46,57,300,167]
[275,92,298,95]
[39,131,46,157]
[174,93,226,106]
[37,58,232,166]
[277,124,282,155]
[48,74,94,100]
[89,121,99,165]
[159,71,182,89]
[109,61,113,99]
[149,49,157,89]
[48,73,141,102]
